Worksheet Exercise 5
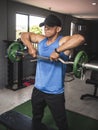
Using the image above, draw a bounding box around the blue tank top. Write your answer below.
[34,36,69,94]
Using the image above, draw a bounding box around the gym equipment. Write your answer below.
[7,41,25,62]
[0,110,55,130]
[7,42,98,78]
[80,70,98,99]
[73,51,88,78]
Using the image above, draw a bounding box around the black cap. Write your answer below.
[39,14,62,27]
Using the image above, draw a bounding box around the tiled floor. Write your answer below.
[0,70,98,120]
[65,71,98,120]
[0,85,34,114]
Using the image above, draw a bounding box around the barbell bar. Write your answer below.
[82,63,98,70]
[6,41,98,79]
[31,53,98,78]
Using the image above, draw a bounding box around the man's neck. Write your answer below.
[47,35,59,45]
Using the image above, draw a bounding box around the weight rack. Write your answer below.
[4,40,24,91]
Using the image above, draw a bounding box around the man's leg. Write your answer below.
[46,93,69,130]
[31,87,48,130]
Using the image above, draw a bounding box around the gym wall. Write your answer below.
[0,0,7,88]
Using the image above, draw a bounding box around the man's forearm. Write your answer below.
[56,34,85,53]
[21,33,34,49]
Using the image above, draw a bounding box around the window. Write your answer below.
[70,22,76,36]
[29,15,45,34]
[16,13,45,40]
[16,14,28,39]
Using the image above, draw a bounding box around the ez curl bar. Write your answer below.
[7,41,98,79]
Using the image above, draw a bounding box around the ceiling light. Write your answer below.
[92,2,97,5]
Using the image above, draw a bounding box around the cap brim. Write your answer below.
[39,22,44,27]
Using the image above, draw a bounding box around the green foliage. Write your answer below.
[30,25,42,34]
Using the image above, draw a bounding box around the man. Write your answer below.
[21,14,85,130]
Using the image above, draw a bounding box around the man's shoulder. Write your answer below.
[37,35,46,43]
[59,35,70,45]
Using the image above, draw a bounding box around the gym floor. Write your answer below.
[0,70,98,121]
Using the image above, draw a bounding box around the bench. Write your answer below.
[80,70,98,100]
[0,110,55,130]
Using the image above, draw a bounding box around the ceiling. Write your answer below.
[11,0,98,20]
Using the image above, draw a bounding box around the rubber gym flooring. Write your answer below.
[0,100,98,130]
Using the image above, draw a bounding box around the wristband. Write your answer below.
[55,48,60,55]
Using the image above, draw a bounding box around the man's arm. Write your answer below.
[21,32,45,57]
[57,34,85,54]
[50,34,85,60]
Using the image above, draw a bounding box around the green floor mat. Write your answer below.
[67,110,98,130]
[0,100,98,130]
[14,100,57,130]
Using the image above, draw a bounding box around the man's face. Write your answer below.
[44,25,59,38]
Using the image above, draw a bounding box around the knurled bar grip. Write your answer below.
[30,55,74,65]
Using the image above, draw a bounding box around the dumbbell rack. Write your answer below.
[4,40,24,90]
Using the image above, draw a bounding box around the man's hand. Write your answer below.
[50,51,60,61]
[28,47,37,58]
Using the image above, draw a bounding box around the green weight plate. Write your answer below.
[7,42,24,62]
[73,51,88,78]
